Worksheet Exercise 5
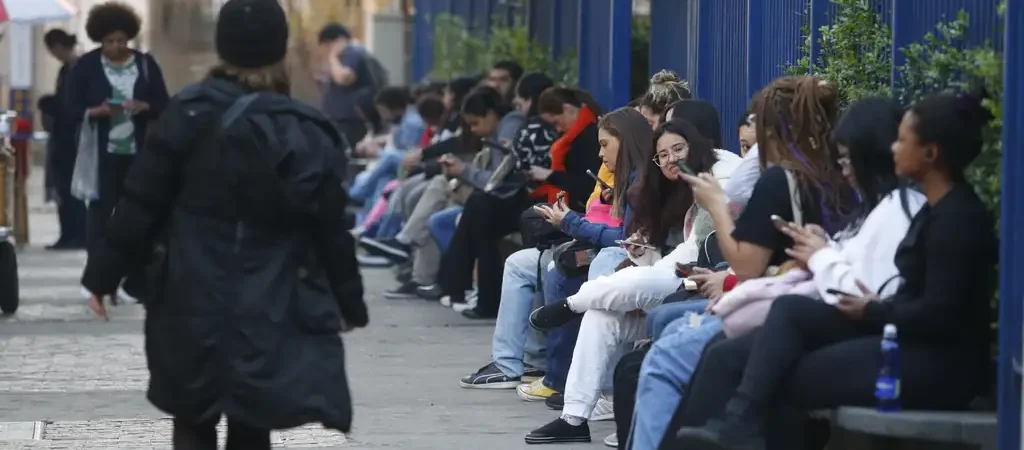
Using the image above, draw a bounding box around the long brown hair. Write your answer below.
[537,87,605,116]
[598,107,655,218]
[209,61,291,95]
[755,75,846,230]
[629,118,718,245]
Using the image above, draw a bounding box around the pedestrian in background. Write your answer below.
[68,1,169,303]
[38,29,86,250]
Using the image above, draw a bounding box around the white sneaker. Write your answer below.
[590,396,615,421]
[603,432,618,448]
[452,290,478,313]
[117,287,139,304]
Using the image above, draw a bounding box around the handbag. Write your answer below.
[71,111,99,201]
[519,206,570,249]
[552,240,600,278]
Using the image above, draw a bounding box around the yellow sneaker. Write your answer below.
[517,378,559,402]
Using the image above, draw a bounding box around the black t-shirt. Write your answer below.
[731,166,825,267]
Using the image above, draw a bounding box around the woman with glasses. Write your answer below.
[523,117,736,444]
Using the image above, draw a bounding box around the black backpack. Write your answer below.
[364,54,390,91]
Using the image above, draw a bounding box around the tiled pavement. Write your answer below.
[0,174,612,449]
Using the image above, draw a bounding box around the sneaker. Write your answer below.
[383,281,423,299]
[603,432,618,448]
[357,254,392,268]
[117,287,140,304]
[459,362,521,389]
[416,284,444,301]
[461,308,497,319]
[517,378,559,402]
[524,418,590,445]
[590,397,615,421]
[545,393,564,410]
[523,364,545,383]
[452,291,478,313]
[359,237,411,261]
[529,300,580,332]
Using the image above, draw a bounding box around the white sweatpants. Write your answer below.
[562,310,647,419]
[568,264,683,313]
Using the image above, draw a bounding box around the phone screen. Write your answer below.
[674,160,696,176]
[826,288,855,297]
[108,98,124,106]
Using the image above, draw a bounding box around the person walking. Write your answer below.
[80,0,368,448]
[39,29,86,249]
[68,1,170,302]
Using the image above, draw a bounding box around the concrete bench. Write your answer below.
[812,407,996,450]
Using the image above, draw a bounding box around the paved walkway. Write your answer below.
[0,174,613,449]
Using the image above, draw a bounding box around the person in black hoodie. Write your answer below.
[80,1,367,448]
[673,91,998,450]
[39,29,86,250]
[68,1,170,302]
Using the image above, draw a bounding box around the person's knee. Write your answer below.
[767,294,818,324]
[580,309,622,335]
[505,248,539,275]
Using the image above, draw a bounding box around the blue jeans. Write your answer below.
[542,247,628,392]
[370,212,403,239]
[427,206,462,252]
[630,315,723,450]
[350,149,404,222]
[491,248,551,377]
[646,299,711,341]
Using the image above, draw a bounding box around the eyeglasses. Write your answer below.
[653,144,689,167]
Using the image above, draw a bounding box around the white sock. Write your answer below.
[560,414,586,426]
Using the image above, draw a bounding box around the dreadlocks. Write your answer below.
[754,75,848,232]
[641,70,692,115]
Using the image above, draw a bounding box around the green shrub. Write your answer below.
[428,12,578,86]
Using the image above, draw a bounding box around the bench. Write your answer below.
[812,407,996,450]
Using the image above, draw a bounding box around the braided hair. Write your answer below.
[755,76,848,232]
[641,70,692,117]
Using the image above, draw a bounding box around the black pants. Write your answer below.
[440,190,528,316]
[665,295,985,449]
[86,198,148,300]
[172,417,270,450]
[612,346,649,450]
[334,120,367,155]
[52,157,87,245]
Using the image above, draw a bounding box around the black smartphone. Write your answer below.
[770,215,789,231]
[674,159,697,176]
[675,262,698,278]
[826,288,856,297]
[587,169,612,191]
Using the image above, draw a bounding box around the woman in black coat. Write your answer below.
[68,2,169,302]
[80,1,367,449]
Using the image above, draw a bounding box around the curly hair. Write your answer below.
[641,70,691,115]
[755,75,848,231]
[85,2,142,43]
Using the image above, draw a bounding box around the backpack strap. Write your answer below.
[784,169,804,226]
[221,93,262,129]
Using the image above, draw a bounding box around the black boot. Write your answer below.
[528,300,581,332]
[675,396,765,450]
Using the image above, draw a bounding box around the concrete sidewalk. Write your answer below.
[0,173,614,449]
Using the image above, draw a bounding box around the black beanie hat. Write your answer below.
[216,0,289,68]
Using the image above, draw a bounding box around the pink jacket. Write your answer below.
[711,269,820,337]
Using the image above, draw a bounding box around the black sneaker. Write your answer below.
[384,281,423,300]
[359,237,411,261]
[462,308,497,320]
[525,418,590,445]
[459,362,521,389]
[545,393,564,410]
[523,364,545,382]
[416,284,444,301]
[529,300,580,332]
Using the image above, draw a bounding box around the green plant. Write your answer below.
[630,15,652,99]
[428,11,578,86]
[786,0,893,108]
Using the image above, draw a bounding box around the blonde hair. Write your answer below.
[209,61,291,94]
[641,70,691,114]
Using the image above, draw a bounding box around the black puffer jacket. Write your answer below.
[80,77,365,431]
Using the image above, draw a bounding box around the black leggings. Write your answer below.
[172,417,271,450]
[612,346,648,450]
[662,295,985,449]
[441,190,528,315]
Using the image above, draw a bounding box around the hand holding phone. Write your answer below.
[674,160,697,176]
[826,288,856,297]
[770,215,790,231]
[587,169,612,191]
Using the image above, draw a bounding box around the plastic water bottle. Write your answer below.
[875,324,902,412]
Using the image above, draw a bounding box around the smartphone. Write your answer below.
[770,214,790,231]
[826,288,856,297]
[108,98,124,106]
[615,239,657,250]
[556,191,567,207]
[675,262,698,278]
[674,159,697,176]
[586,169,612,191]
